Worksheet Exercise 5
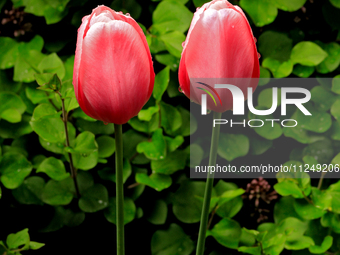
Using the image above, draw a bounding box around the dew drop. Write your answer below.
[160,156,164,159]
[196,7,200,11]
[257,52,261,59]
[126,13,130,17]
[253,37,257,43]
[178,86,183,93]
[231,25,234,28]
[182,42,185,47]
[118,11,123,14]
[98,200,103,204]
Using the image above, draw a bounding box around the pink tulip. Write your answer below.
[73,6,155,124]
[178,0,260,113]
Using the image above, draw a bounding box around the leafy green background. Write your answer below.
[0,0,340,254]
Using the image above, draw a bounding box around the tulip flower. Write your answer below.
[179,2,260,255]
[73,6,155,255]
[73,5,155,125]
[178,0,260,112]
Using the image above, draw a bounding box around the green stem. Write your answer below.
[114,124,124,255]
[58,92,80,198]
[196,111,222,255]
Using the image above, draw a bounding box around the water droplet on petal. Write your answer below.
[182,42,185,47]
[118,11,123,14]
[196,7,200,11]
[126,13,130,17]
[257,52,261,59]
[253,37,257,43]
[178,86,183,93]
[103,122,109,125]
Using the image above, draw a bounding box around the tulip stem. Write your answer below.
[114,124,125,255]
[58,92,80,198]
[196,111,222,255]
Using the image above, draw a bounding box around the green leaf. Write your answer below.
[297,104,332,133]
[128,113,159,134]
[238,246,262,255]
[311,86,337,112]
[303,139,334,164]
[123,129,148,159]
[316,42,340,73]
[151,150,187,175]
[70,151,98,171]
[96,135,115,158]
[151,224,194,255]
[37,53,65,79]
[274,181,304,198]
[138,106,159,121]
[146,199,168,225]
[0,152,32,189]
[291,42,328,66]
[309,235,333,254]
[78,184,109,213]
[153,67,170,101]
[159,31,186,58]
[259,67,271,86]
[240,0,278,27]
[207,218,242,249]
[0,37,19,69]
[332,75,340,94]
[0,92,26,123]
[214,181,243,218]
[217,133,249,161]
[293,64,315,78]
[272,0,307,11]
[14,0,70,24]
[152,0,193,34]
[262,58,293,78]
[29,241,45,250]
[293,199,326,220]
[66,131,97,154]
[137,128,166,160]
[104,197,136,225]
[160,101,182,134]
[173,180,214,223]
[36,157,69,181]
[331,0,340,8]
[258,31,292,62]
[274,196,303,223]
[165,135,184,152]
[41,177,74,205]
[6,228,29,249]
[136,173,172,192]
[250,136,273,155]
[331,99,340,121]
[30,104,65,143]
[12,176,45,205]
[155,54,179,71]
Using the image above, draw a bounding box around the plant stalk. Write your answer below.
[114,124,125,255]
[58,92,80,198]
[196,111,222,255]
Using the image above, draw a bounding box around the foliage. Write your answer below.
[0,0,340,254]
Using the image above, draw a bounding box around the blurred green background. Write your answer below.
[1,0,340,254]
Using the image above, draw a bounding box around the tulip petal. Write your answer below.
[78,20,152,124]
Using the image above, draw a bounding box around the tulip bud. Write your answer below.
[73,6,155,124]
[178,0,260,113]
